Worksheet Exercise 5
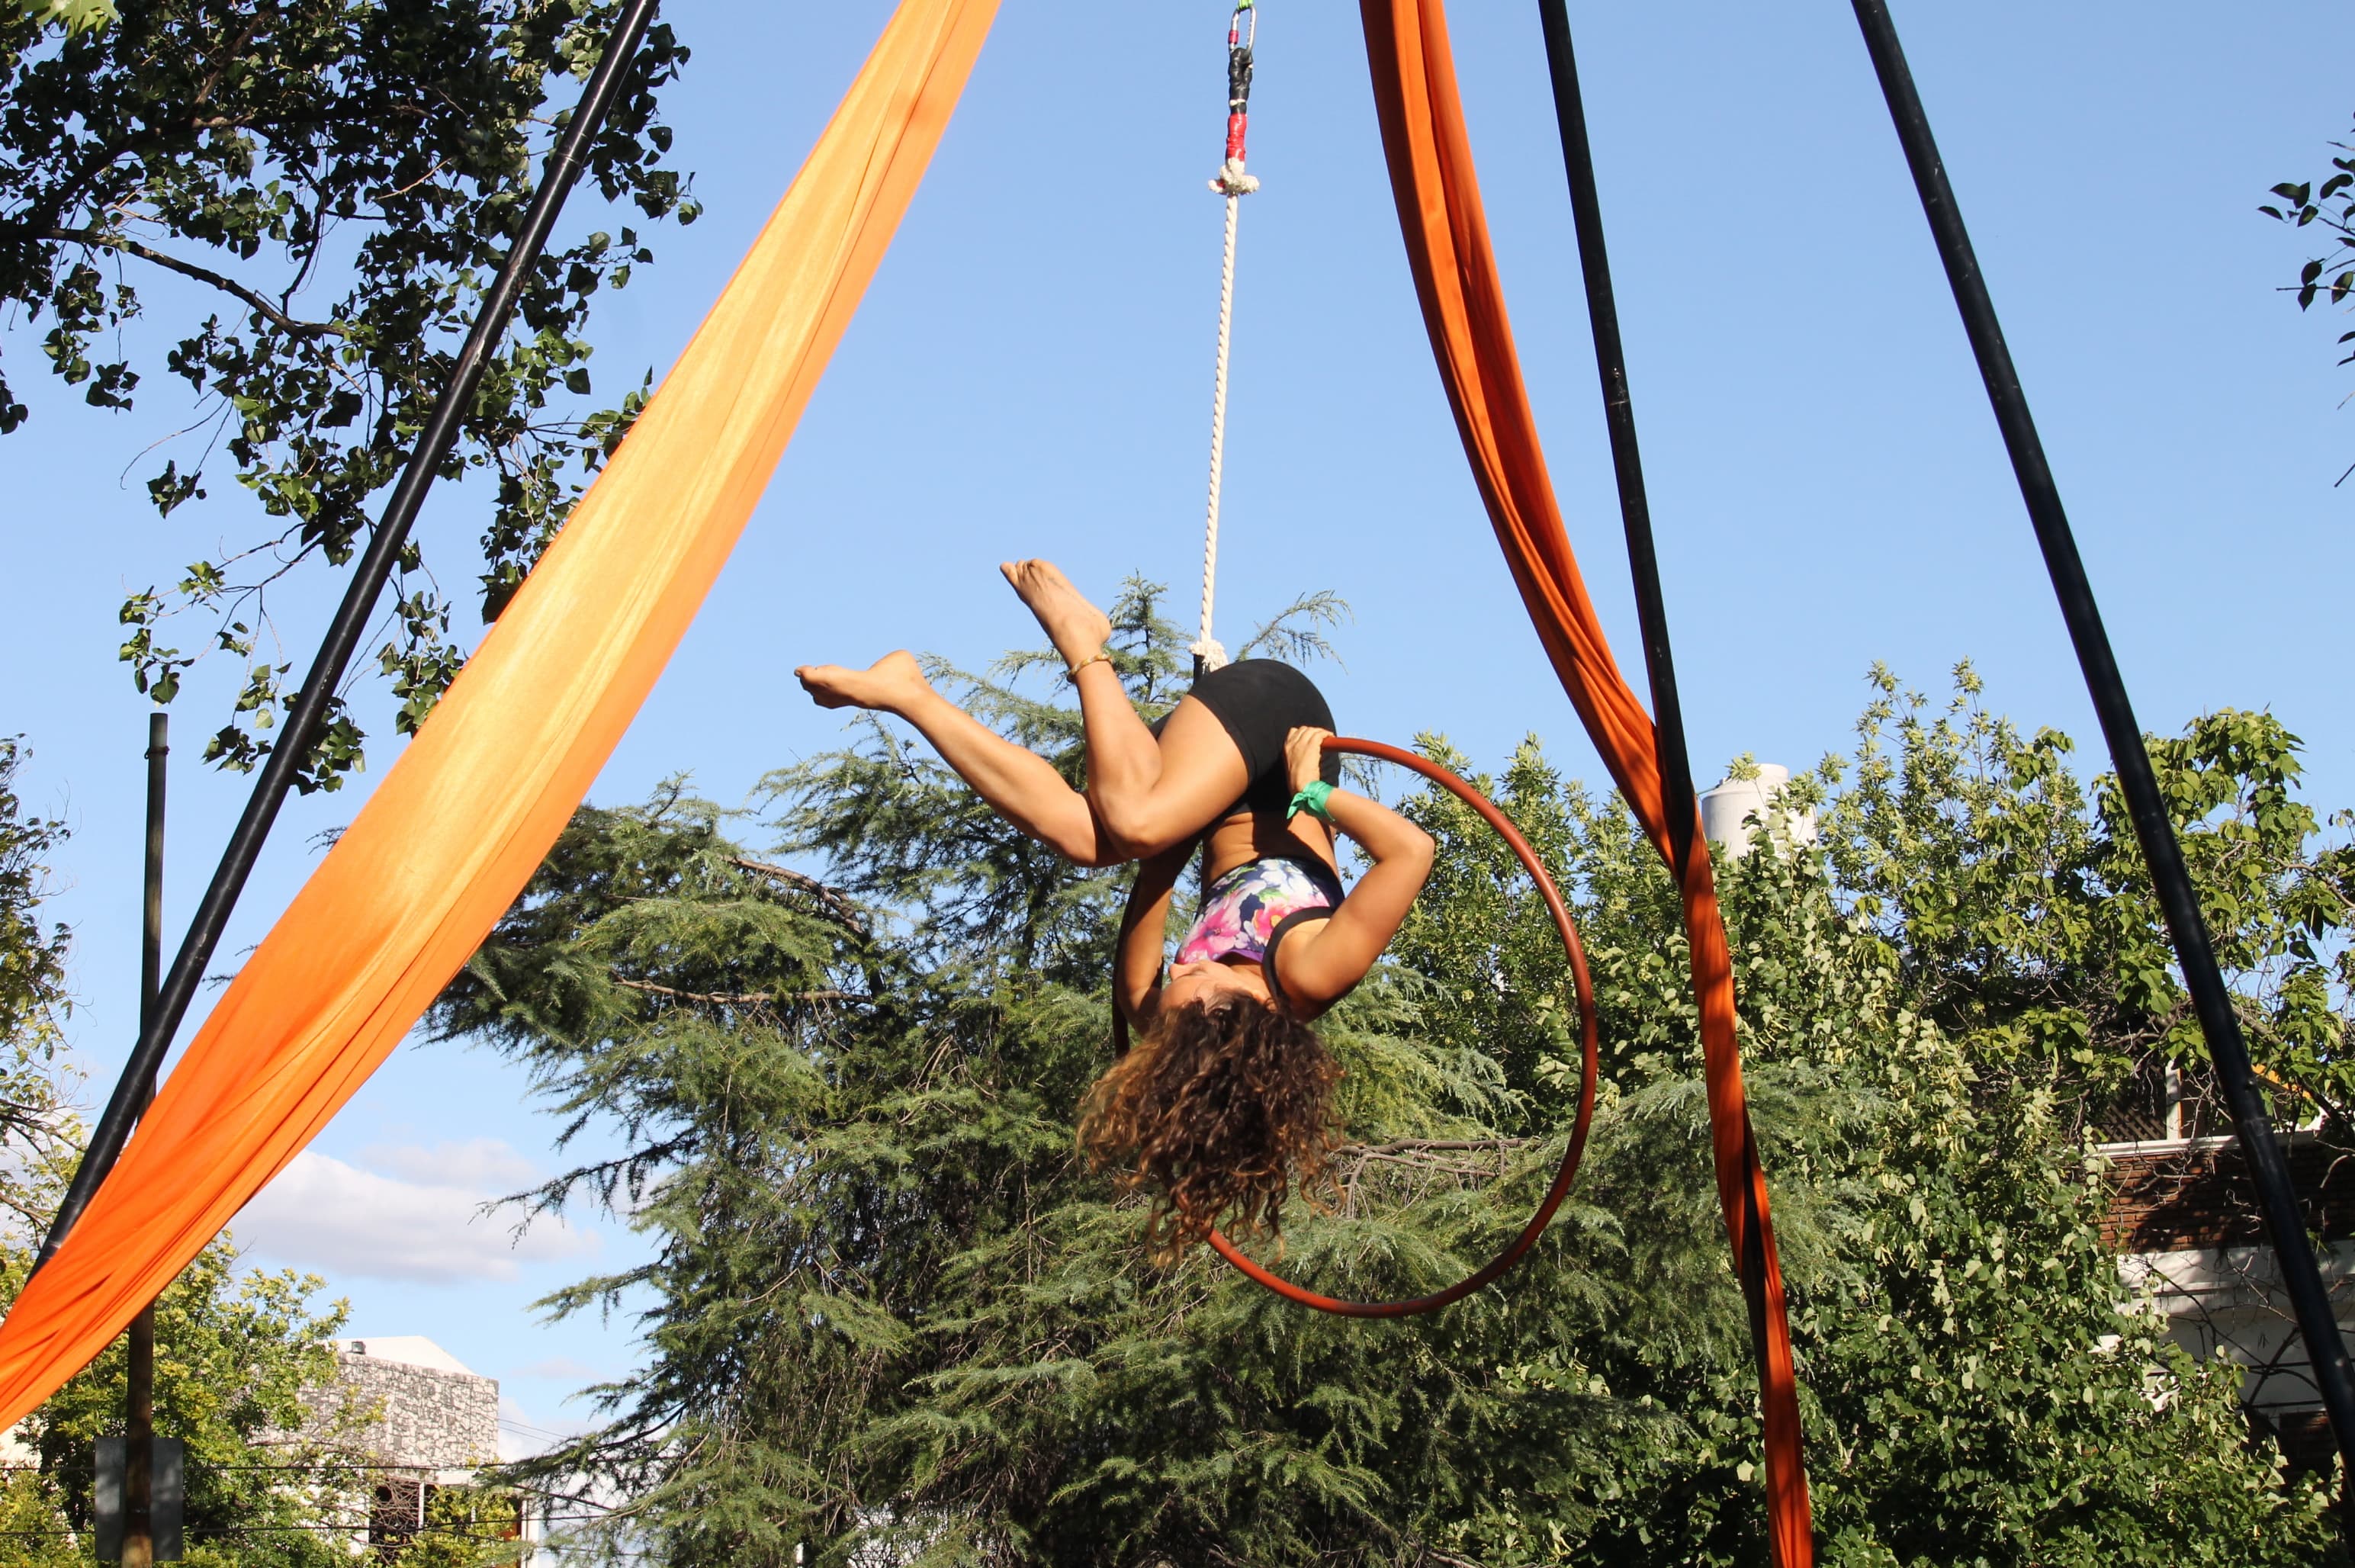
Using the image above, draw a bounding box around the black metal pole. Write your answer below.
[1532,1,1698,881]
[1847,0,2355,1494]
[120,714,165,1568]
[34,0,663,1272]
[137,716,166,1096]
[1535,0,1791,1486]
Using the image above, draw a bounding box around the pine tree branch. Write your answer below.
[1329,1137,1539,1215]
[727,855,869,934]
[1347,1152,1497,1176]
[1335,1138,1537,1155]
[613,976,866,1007]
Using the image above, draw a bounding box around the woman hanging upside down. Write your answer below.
[795,561,1435,1249]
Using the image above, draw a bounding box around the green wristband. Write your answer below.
[1287,779,1335,824]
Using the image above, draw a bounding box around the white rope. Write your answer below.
[1194,157,1258,674]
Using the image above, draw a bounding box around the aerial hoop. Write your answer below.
[1205,736,1601,1318]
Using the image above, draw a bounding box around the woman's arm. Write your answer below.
[1116,842,1194,1030]
[1272,727,1435,1014]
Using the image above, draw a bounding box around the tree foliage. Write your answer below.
[439,596,2344,1566]
[0,1241,364,1568]
[0,0,696,789]
[1820,663,2354,1134]
[0,739,74,1233]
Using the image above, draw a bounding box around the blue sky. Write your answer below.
[5,2,2350,1444]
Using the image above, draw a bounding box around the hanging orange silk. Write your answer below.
[0,0,1000,1432]
[1359,2,1815,1560]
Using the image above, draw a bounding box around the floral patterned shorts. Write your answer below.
[1174,854,1343,967]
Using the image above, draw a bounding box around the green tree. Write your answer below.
[0,0,696,789]
[0,739,74,1232]
[439,596,2341,1566]
[0,1242,365,1567]
[1820,663,2354,1133]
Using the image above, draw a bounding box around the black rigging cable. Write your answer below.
[1532,2,1700,885]
[1847,0,2355,1502]
[1534,7,1803,1545]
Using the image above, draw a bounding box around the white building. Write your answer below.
[297,1335,552,1562]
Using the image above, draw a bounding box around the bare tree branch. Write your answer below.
[727,855,869,934]
[35,226,346,339]
[614,976,866,1008]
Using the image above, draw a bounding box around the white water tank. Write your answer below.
[1698,763,1816,860]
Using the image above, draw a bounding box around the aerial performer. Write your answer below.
[796,560,1435,1250]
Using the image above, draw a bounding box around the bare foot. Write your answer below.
[1001,559,1113,670]
[795,650,930,714]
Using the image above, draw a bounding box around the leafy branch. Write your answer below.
[2263,119,2355,484]
[32,225,348,338]
[0,0,699,791]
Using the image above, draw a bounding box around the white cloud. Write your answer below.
[233,1142,599,1284]
[360,1136,541,1191]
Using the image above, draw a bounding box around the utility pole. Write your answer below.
[123,713,165,1568]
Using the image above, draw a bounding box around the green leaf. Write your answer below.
[11,0,117,34]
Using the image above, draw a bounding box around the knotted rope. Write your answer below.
[1194,2,1259,679]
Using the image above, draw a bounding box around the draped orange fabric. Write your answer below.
[1359,2,1815,1560]
[0,0,1000,1431]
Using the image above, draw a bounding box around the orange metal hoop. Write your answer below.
[1204,735,1601,1317]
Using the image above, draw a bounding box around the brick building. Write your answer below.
[2101,1125,2355,1470]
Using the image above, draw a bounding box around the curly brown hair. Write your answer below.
[1077,997,1343,1255]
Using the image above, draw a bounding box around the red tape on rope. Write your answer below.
[1205,736,1599,1317]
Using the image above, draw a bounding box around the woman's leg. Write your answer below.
[795,562,1251,863]
[1004,561,1246,856]
[795,651,1110,863]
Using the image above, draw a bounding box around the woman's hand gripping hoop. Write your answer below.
[1205,736,1601,1317]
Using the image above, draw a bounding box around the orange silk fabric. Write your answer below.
[1359,2,1814,1560]
[0,0,1000,1431]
